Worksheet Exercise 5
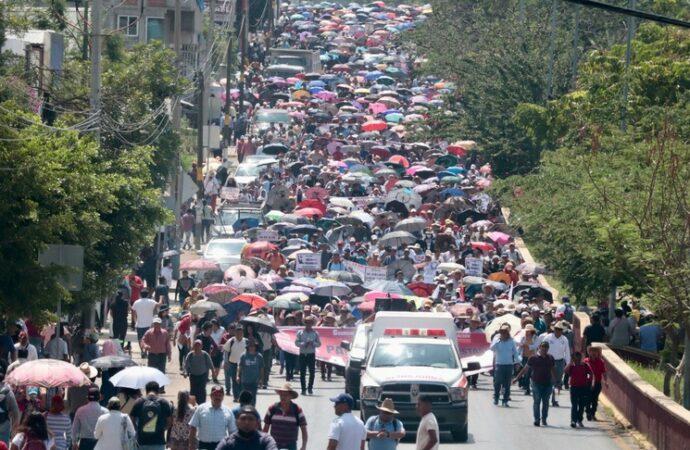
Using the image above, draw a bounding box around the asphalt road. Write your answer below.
[121,322,641,450]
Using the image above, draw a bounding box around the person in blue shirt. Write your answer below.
[365,399,405,450]
[490,324,521,406]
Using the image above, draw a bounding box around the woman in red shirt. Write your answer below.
[585,346,608,421]
[565,352,593,428]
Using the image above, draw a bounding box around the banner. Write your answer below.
[220,187,240,201]
[464,256,483,277]
[276,327,491,370]
[343,260,387,283]
[257,230,280,242]
[276,326,356,366]
[295,252,322,271]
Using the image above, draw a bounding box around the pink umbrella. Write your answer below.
[410,95,428,104]
[315,91,337,101]
[363,291,402,302]
[225,264,256,280]
[329,160,348,169]
[203,283,238,304]
[487,231,512,246]
[286,77,301,85]
[258,274,285,284]
[369,102,387,114]
[180,259,220,271]
[6,359,91,388]
[406,165,428,176]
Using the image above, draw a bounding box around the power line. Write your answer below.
[562,0,690,28]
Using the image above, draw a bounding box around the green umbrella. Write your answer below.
[440,176,463,184]
[266,210,285,222]
[377,76,396,86]
[316,218,341,231]
[267,298,303,311]
[436,154,459,167]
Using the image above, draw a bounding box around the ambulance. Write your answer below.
[359,312,469,442]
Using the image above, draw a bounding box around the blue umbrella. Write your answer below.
[436,171,454,179]
[220,301,252,328]
[440,188,465,198]
[308,86,324,94]
[446,167,466,175]
[365,71,384,81]
[307,80,326,89]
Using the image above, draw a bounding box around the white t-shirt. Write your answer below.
[328,412,366,450]
[416,412,439,450]
[15,343,38,361]
[45,337,68,360]
[131,298,158,328]
[12,432,54,449]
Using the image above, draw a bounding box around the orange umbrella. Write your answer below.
[388,154,410,168]
[232,293,268,309]
[488,272,513,285]
[241,241,278,259]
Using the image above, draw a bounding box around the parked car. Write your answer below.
[202,238,246,270]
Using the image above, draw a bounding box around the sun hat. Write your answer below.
[275,383,299,399]
[375,398,399,415]
[79,362,98,379]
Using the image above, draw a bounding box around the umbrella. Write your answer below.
[280,285,313,294]
[287,249,314,261]
[258,273,284,284]
[203,283,238,303]
[267,298,303,310]
[266,210,285,222]
[294,207,324,218]
[281,214,310,225]
[232,293,269,309]
[362,120,388,132]
[394,217,427,233]
[484,314,523,341]
[386,260,416,281]
[471,241,495,252]
[488,272,513,285]
[228,278,272,292]
[313,282,352,297]
[225,264,256,280]
[380,230,417,247]
[274,292,309,303]
[262,143,290,155]
[190,300,228,316]
[385,188,422,209]
[241,315,278,334]
[363,280,414,296]
[487,231,512,246]
[305,186,329,200]
[89,355,137,370]
[109,366,171,389]
[388,155,410,168]
[515,262,546,275]
[292,277,320,288]
[440,176,463,185]
[406,282,433,297]
[241,241,278,259]
[329,197,355,210]
[322,271,363,284]
[6,359,91,388]
[291,224,320,235]
[438,262,466,273]
[180,259,220,271]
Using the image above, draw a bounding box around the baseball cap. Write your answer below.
[330,393,354,408]
[210,385,225,395]
[152,317,162,324]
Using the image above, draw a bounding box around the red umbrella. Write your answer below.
[362,120,388,132]
[406,282,432,297]
[471,241,495,252]
[388,155,410,168]
[180,259,221,271]
[447,145,466,156]
[305,186,329,200]
[370,146,391,158]
[233,293,269,309]
[241,241,278,259]
[294,207,324,218]
[203,284,238,304]
[297,199,326,214]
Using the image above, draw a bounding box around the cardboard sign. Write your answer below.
[220,187,240,201]
[464,256,484,277]
[295,252,322,271]
[257,230,280,242]
[276,326,356,366]
[343,260,387,283]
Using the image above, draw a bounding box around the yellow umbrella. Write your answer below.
[292,90,311,100]
[488,272,512,285]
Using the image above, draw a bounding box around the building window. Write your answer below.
[118,15,138,36]
[146,18,164,43]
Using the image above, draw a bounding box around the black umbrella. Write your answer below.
[90,355,137,370]
[241,315,278,334]
[291,224,320,235]
[322,271,363,285]
[262,143,289,155]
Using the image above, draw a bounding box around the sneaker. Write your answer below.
[301,390,306,395]
[534,421,540,427]
[552,401,559,407]
[502,401,509,407]
[493,399,499,405]
[307,388,313,395]
[578,422,584,428]
[571,422,576,428]
[541,419,547,426]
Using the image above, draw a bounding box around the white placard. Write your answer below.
[257,230,280,242]
[220,187,240,201]
[464,256,484,277]
[295,252,322,271]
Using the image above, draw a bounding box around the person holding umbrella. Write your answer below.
[365,398,405,449]
[295,316,321,395]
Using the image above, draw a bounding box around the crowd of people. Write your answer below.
[0,1,663,450]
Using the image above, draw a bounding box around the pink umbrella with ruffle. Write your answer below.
[6,359,91,388]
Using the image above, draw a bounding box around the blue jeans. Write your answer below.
[241,382,258,405]
[532,382,552,422]
[225,362,239,398]
[0,420,10,446]
[493,364,513,403]
[138,445,165,450]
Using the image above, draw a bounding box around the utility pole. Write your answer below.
[621,0,636,132]
[195,71,204,250]
[239,0,249,115]
[223,35,233,150]
[171,0,183,279]
[90,0,102,142]
[266,0,275,51]
[545,0,559,101]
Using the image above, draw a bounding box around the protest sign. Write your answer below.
[295,252,321,271]
[220,187,240,201]
[257,230,280,242]
[464,256,484,277]
[276,326,356,367]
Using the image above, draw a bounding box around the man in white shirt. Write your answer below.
[222,325,246,401]
[327,393,366,450]
[14,331,37,361]
[415,395,439,450]
[541,321,571,407]
[131,289,159,358]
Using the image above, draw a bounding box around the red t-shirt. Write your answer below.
[585,357,607,383]
[567,363,593,387]
[177,315,191,335]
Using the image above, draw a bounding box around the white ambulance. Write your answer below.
[359,312,469,442]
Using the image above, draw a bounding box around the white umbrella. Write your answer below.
[379,230,417,247]
[313,282,352,297]
[394,217,427,233]
[385,188,422,209]
[109,366,171,389]
[437,262,466,273]
[190,300,228,316]
[329,197,356,210]
[484,314,523,342]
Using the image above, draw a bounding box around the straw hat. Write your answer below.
[524,324,536,333]
[375,398,399,415]
[79,362,98,379]
[275,383,299,399]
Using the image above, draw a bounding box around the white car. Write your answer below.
[233,164,263,186]
[202,238,246,270]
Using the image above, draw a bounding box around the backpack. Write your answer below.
[0,385,10,423]
[20,434,46,450]
[268,402,300,428]
[137,397,163,439]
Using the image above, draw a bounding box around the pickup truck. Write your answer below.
[268,48,322,73]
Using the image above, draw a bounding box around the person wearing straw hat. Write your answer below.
[364,398,405,450]
[295,316,321,396]
[263,384,307,450]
